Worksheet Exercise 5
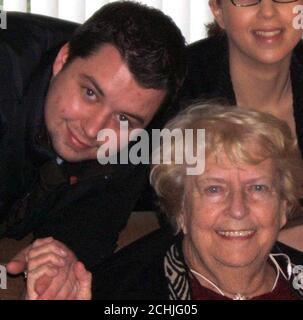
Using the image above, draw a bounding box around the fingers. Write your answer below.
[26,237,71,296]
[37,262,75,300]
[34,251,77,300]
[37,261,90,300]
[7,237,66,276]
[6,245,31,275]
[20,237,80,300]
[34,274,54,296]
[26,264,59,300]
[65,282,79,300]
[28,252,66,272]
[74,262,92,300]
[31,237,54,248]
[28,240,68,261]
[65,287,78,300]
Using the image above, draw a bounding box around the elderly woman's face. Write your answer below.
[181,151,287,270]
[209,0,303,65]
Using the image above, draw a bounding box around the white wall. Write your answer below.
[3,0,214,43]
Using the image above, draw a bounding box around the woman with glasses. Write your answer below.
[176,0,303,250]
[180,0,303,136]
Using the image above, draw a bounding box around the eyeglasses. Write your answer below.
[231,0,298,7]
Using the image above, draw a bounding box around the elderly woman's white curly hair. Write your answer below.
[150,103,303,232]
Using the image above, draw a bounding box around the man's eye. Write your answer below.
[118,114,129,122]
[86,88,95,96]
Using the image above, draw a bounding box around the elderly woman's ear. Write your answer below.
[177,213,187,235]
[280,200,288,230]
[176,189,189,235]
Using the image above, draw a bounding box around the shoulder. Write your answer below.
[0,13,78,99]
[187,36,227,62]
[274,240,303,265]
[92,227,175,300]
[2,12,77,45]
[177,35,229,105]
[293,39,303,63]
[186,36,228,73]
[278,224,303,254]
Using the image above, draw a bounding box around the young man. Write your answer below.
[0,1,186,269]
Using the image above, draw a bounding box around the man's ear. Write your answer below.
[52,43,70,76]
[209,0,226,30]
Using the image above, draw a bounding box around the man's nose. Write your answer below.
[83,108,111,140]
[228,190,249,220]
[258,0,277,19]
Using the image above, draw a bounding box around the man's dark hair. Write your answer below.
[66,1,186,105]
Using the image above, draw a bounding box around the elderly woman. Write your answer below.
[17,104,303,300]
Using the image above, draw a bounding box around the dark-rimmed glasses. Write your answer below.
[231,0,298,7]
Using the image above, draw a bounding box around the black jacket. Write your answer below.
[0,13,155,269]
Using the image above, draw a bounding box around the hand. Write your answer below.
[26,260,92,300]
[7,237,92,300]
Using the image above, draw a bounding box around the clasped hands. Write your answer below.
[6,237,92,300]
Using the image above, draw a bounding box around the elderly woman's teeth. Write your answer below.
[217,230,255,237]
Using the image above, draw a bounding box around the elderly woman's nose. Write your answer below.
[228,190,249,220]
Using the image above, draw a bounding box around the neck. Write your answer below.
[229,46,292,113]
[183,241,276,299]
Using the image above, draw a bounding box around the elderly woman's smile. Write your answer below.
[216,229,256,240]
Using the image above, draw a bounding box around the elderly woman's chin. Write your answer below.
[209,241,268,269]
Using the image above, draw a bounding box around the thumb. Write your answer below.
[74,261,92,300]
[35,275,53,296]
[6,246,31,275]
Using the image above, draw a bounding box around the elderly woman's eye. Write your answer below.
[206,186,222,194]
[250,185,269,192]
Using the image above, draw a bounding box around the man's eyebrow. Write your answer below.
[80,74,105,97]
